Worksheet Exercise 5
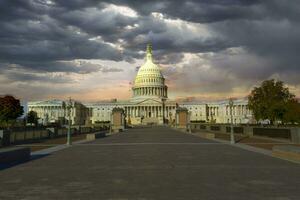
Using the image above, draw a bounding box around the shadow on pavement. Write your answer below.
[0,154,49,171]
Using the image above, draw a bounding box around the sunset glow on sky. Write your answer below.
[1,0,300,102]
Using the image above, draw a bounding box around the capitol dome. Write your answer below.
[132,44,168,101]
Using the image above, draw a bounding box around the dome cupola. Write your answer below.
[131,44,168,101]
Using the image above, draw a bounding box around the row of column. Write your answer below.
[133,87,167,97]
[207,107,219,116]
[29,106,65,119]
[226,105,251,116]
[125,106,176,118]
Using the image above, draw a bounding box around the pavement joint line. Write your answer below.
[17,141,296,147]
[75,142,224,146]
[71,142,296,146]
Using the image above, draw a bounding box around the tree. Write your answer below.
[27,110,39,126]
[282,99,300,124]
[248,79,295,124]
[0,95,24,127]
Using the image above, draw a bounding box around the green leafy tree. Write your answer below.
[248,79,295,124]
[282,99,300,124]
[0,95,24,127]
[27,110,39,126]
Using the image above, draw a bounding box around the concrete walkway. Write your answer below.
[1,126,300,199]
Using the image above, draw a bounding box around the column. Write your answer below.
[153,106,155,117]
[133,107,135,117]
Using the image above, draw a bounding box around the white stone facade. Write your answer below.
[180,99,253,124]
[28,100,89,125]
[27,44,254,125]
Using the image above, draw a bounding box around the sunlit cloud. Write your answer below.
[0,0,299,101]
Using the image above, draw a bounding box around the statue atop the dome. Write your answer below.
[146,43,153,61]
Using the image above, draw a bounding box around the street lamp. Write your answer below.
[229,98,235,144]
[67,97,72,146]
[162,99,166,124]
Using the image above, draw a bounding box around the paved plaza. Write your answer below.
[1,126,300,199]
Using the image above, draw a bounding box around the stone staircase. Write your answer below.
[142,117,160,125]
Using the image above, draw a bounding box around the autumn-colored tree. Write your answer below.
[248,79,295,124]
[0,95,24,127]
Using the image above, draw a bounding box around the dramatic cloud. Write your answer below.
[0,0,299,101]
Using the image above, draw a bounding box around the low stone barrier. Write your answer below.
[86,132,106,141]
[272,145,300,163]
[253,128,291,139]
[0,130,10,146]
[57,128,67,136]
[188,123,300,144]
[0,147,31,164]
[1,125,111,147]
[197,132,215,139]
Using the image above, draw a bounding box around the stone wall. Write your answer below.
[0,123,110,147]
[188,123,300,143]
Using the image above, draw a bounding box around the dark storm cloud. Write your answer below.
[0,0,123,74]
[0,0,300,97]
[107,0,262,22]
[5,72,74,84]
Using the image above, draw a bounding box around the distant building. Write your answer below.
[27,44,253,125]
[28,100,89,125]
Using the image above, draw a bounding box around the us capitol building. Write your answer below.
[28,44,253,125]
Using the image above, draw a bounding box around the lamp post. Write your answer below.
[229,98,235,144]
[162,99,166,124]
[67,97,72,146]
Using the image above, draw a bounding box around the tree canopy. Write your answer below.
[0,95,24,126]
[27,110,39,126]
[248,79,299,124]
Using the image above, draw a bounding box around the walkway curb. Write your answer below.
[179,128,300,164]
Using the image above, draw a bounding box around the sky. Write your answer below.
[0,0,300,102]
